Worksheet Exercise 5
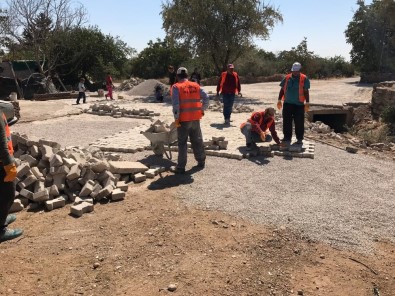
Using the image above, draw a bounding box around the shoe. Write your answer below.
[196,161,205,168]
[246,143,252,151]
[296,140,303,145]
[224,119,230,125]
[0,228,23,242]
[169,166,185,174]
[5,214,16,225]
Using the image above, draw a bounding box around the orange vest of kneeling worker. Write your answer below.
[2,113,14,156]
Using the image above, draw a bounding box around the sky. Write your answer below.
[82,0,373,61]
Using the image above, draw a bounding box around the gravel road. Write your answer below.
[12,77,394,253]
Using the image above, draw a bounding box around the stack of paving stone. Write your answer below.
[85,103,160,119]
[116,77,145,91]
[9,133,166,217]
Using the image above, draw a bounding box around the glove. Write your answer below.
[4,163,17,182]
[277,101,282,110]
[304,103,310,112]
[174,119,181,127]
[238,92,243,97]
[260,132,266,142]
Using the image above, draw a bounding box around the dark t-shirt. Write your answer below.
[169,72,176,86]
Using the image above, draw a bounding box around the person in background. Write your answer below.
[277,62,310,145]
[240,107,280,150]
[105,72,115,100]
[216,64,241,125]
[170,67,210,174]
[168,66,176,86]
[76,77,86,104]
[0,111,23,243]
[189,67,201,85]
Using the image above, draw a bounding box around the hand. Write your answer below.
[4,163,17,182]
[260,132,266,142]
[238,92,243,97]
[201,110,205,116]
[304,103,310,112]
[174,119,181,127]
[277,101,282,110]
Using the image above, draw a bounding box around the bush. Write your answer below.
[381,105,395,125]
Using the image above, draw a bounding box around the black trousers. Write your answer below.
[282,103,305,141]
[0,166,16,231]
[76,92,86,104]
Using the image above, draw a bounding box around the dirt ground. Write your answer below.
[1,78,395,296]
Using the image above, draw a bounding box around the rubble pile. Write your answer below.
[85,103,160,119]
[9,133,166,217]
[116,77,145,91]
[306,121,333,134]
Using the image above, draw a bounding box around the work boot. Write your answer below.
[224,119,230,125]
[169,166,185,174]
[0,228,23,243]
[196,161,205,168]
[5,214,16,226]
[296,139,303,145]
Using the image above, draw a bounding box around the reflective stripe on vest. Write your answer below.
[282,73,306,103]
[176,81,202,122]
[2,113,14,155]
[219,71,239,94]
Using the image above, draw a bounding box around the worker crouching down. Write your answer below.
[240,107,280,150]
[170,67,210,174]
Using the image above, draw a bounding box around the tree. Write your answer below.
[49,26,132,84]
[345,0,395,73]
[129,37,190,79]
[0,0,87,74]
[161,0,282,73]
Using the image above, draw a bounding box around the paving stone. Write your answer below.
[66,165,81,180]
[111,188,125,201]
[109,161,148,174]
[133,173,146,183]
[116,181,129,192]
[9,199,24,213]
[45,196,66,211]
[19,154,38,167]
[17,162,30,178]
[70,201,94,217]
[32,189,49,202]
[49,154,63,167]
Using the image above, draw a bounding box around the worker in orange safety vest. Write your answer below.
[0,112,23,242]
[240,107,280,151]
[277,62,310,145]
[170,67,210,174]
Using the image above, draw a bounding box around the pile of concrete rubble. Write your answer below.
[85,103,160,119]
[209,98,254,113]
[116,77,145,91]
[10,133,165,217]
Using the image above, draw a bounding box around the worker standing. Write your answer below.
[216,64,241,125]
[240,107,280,150]
[0,112,23,242]
[105,72,115,100]
[170,67,210,174]
[277,62,310,145]
[76,77,86,105]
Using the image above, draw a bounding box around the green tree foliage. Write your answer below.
[49,26,132,84]
[345,0,395,72]
[161,0,282,73]
[129,37,190,79]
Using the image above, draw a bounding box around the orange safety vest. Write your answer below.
[282,73,306,103]
[219,71,239,94]
[176,80,203,122]
[240,111,274,133]
[2,113,14,156]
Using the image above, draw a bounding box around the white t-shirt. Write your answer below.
[78,82,86,92]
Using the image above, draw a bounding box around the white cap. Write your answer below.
[177,67,188,75]
[291,62,302,71]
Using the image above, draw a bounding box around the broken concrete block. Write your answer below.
[70,201,94,217]
[74,196,93,205]
[144,169,156,179]
[19,174,38,189]
[133,173,146,183]
[79,180,95,197]
[40,145,54,161]
[49,154,63,167]
[111,188,125,201]
[109,161,148,174]
[116,181,128,192]
[20,188,33,200]
[19,154,38,167]
[95,185,114,201]
[17,162,30,178]
[9,199,24,213]
[32,189,49,202]
[45,196,66,211]
[67,165,81,180]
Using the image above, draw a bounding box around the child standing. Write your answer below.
[76,78,86,104]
